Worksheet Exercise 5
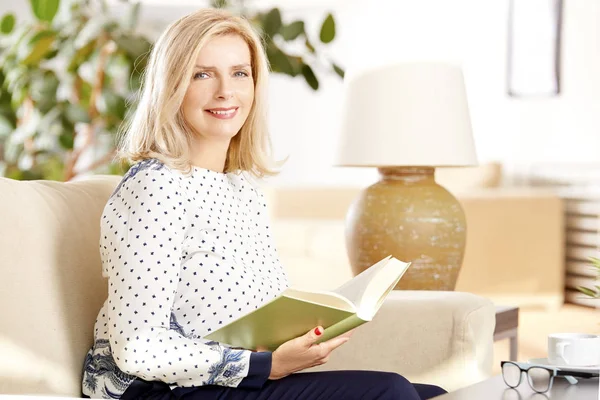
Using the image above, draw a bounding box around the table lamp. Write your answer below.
[335,62,478,290]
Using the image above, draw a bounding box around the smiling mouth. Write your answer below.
[205,107,239,120]
[207,109,236,115]
[206,107,239,115]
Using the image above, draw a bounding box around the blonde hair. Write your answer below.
[117,8,279,178]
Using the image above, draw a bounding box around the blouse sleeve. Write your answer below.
[102,165,271,389]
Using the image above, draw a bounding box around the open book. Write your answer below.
[204,255,411,351]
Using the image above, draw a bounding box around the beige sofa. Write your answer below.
[0,174,495,397]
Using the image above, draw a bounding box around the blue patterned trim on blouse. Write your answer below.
[82,339,136,397]
[205,341,247,386]
[110,159,165,199]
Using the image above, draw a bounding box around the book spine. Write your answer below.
[315,314,366,344]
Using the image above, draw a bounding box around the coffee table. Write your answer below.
[432,374,599,399]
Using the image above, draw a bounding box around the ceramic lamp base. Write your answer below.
[345,166,467,290]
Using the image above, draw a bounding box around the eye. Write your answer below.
[234,70,250,78]
[193,71,210,80]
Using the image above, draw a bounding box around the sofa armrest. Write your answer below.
[305,290,495,392]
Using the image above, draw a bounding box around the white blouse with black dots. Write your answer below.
[81,159,289,399]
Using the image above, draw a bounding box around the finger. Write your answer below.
[321,336,350,353]
[336,329,356,340]
[302,326,324,346]
[256,346,268,352]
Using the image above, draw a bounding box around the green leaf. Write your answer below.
[58,131,74,150]
[266,43,296,76]
[30,0,60,23]
[287,56,303,77]
[1,13,16,34]
[10,86,27,110]
[19,29,56,66]
[578,286,599,298]
[280,21,304,41]
[99,90,126,120]
[301,64,319,90]
[332,63,345,78]
[4,66,28,92]
[67,39,96,72]
[319,13,336,44]
[79,80,92,109]
[262,8,282,38]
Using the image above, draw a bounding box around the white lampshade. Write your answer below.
[335,62,478,167]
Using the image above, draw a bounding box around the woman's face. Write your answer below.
[182,34,254,142]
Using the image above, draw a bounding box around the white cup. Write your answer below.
[547,333,600,367]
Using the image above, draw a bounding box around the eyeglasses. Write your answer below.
[501,361,598,394]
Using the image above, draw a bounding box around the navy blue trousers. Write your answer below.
[120,371,447,400]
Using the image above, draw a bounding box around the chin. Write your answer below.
[204,128,242,140]
[191,117,246,140]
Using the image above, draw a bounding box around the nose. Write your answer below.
[215,77,234,100]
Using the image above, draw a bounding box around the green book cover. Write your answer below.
[204,255,411,351]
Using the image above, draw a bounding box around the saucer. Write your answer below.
[527,358,600,373]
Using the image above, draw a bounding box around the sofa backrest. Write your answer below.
[0,175,121,396]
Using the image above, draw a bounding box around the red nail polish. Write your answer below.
[314,327,322,336]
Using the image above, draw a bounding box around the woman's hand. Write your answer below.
[264,326,352,380]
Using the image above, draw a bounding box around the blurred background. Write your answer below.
[1,0,599,377]
[3,0,600,187]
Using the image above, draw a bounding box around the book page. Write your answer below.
[282,288,356,313]
[357,258,410,319]
[331,255,392,308]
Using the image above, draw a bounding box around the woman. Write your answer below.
[82,8,447,400]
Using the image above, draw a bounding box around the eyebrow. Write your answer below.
[194,63,251,70]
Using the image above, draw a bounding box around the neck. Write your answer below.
[190,137,231,173]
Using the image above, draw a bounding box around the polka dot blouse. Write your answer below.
[82,159,289,399]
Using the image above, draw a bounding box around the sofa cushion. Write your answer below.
[271,219,353,290]
[0,175,121,396]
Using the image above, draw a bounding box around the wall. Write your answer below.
[266,0,600,187]
[2,0,599,187]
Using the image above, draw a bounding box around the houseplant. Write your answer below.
[0,0,343,181]
[577,257,600,299]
